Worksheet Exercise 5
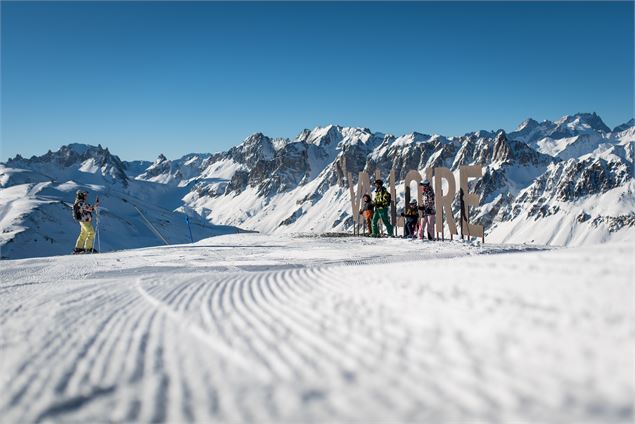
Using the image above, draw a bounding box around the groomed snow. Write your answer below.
[0,234,632,422]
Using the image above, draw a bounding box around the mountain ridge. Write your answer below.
[1,112,634,259]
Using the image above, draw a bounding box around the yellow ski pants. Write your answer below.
[75,221,95,250]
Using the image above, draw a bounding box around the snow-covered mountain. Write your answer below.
[171,113,633,245]
[0,145,239,259]
[613,118,635,133]
[509,112,611,146]
[6,143,130,187]
[137,152,214,186]
[1,113,633,259]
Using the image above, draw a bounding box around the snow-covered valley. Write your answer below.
[1,234,632,422]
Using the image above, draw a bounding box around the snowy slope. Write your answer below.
[0,151,240,259]
[486,138,635,246]
[0,234,632,422]
[487,181,635,246]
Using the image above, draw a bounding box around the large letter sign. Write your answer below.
[347,164,485,241]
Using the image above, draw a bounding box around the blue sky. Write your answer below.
[1,1,633,161]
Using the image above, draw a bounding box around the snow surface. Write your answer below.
[0,234,632,422]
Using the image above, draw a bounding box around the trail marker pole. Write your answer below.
[185,215,194,243]
[95,196,101,252]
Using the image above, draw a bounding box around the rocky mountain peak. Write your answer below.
[554,112,611,134]
[296,128,312,142]
[6,143,128,185]
[509,112,613,147]
[613,118,635,133]
[492,131,510,163]
[516,118,539,132]
[236,132,275,162]
[244,132,267,144]
[467,130,495,139]
[495,131,507,143]
[299,125,344,148]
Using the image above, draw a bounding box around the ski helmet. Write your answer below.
[374,179,383,186]
[409,199,417,205]
[76,190,87,199]
[421,179,431,186]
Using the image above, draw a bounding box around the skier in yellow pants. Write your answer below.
[75,221,96,252]
[73,190,99,254]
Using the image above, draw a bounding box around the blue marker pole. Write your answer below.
[185,215,194,243]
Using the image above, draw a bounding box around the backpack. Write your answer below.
[73,201,82,221]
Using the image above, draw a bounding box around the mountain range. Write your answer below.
[1,112,633,259]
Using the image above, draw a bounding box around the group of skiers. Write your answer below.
[359,179,436,240]
[72,190,99,254]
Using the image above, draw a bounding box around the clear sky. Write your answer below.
[1,1,633,162]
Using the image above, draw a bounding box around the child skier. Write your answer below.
[401,199,419,238]
[359,193,374,235]
[73,190,99,254]
[418,180,436,240]
[371,179,394,237]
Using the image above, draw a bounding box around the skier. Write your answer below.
[401,199,419,238]
[417,180,436,240]
[371,179,394,237]
[358,193,374,235]
[73,190,99,254]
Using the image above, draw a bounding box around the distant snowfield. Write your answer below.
[0,234,632,423]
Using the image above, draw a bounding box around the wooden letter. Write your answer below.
[459,165,484,239]
[348,170,371,226]
[403,169,423,207]
[433,167,458,236]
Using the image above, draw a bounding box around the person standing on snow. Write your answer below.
[401,199,419,238]
[73,190,99,254]
[359,193,374,235]
[417,180,436,240]
[371,179,394,237]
